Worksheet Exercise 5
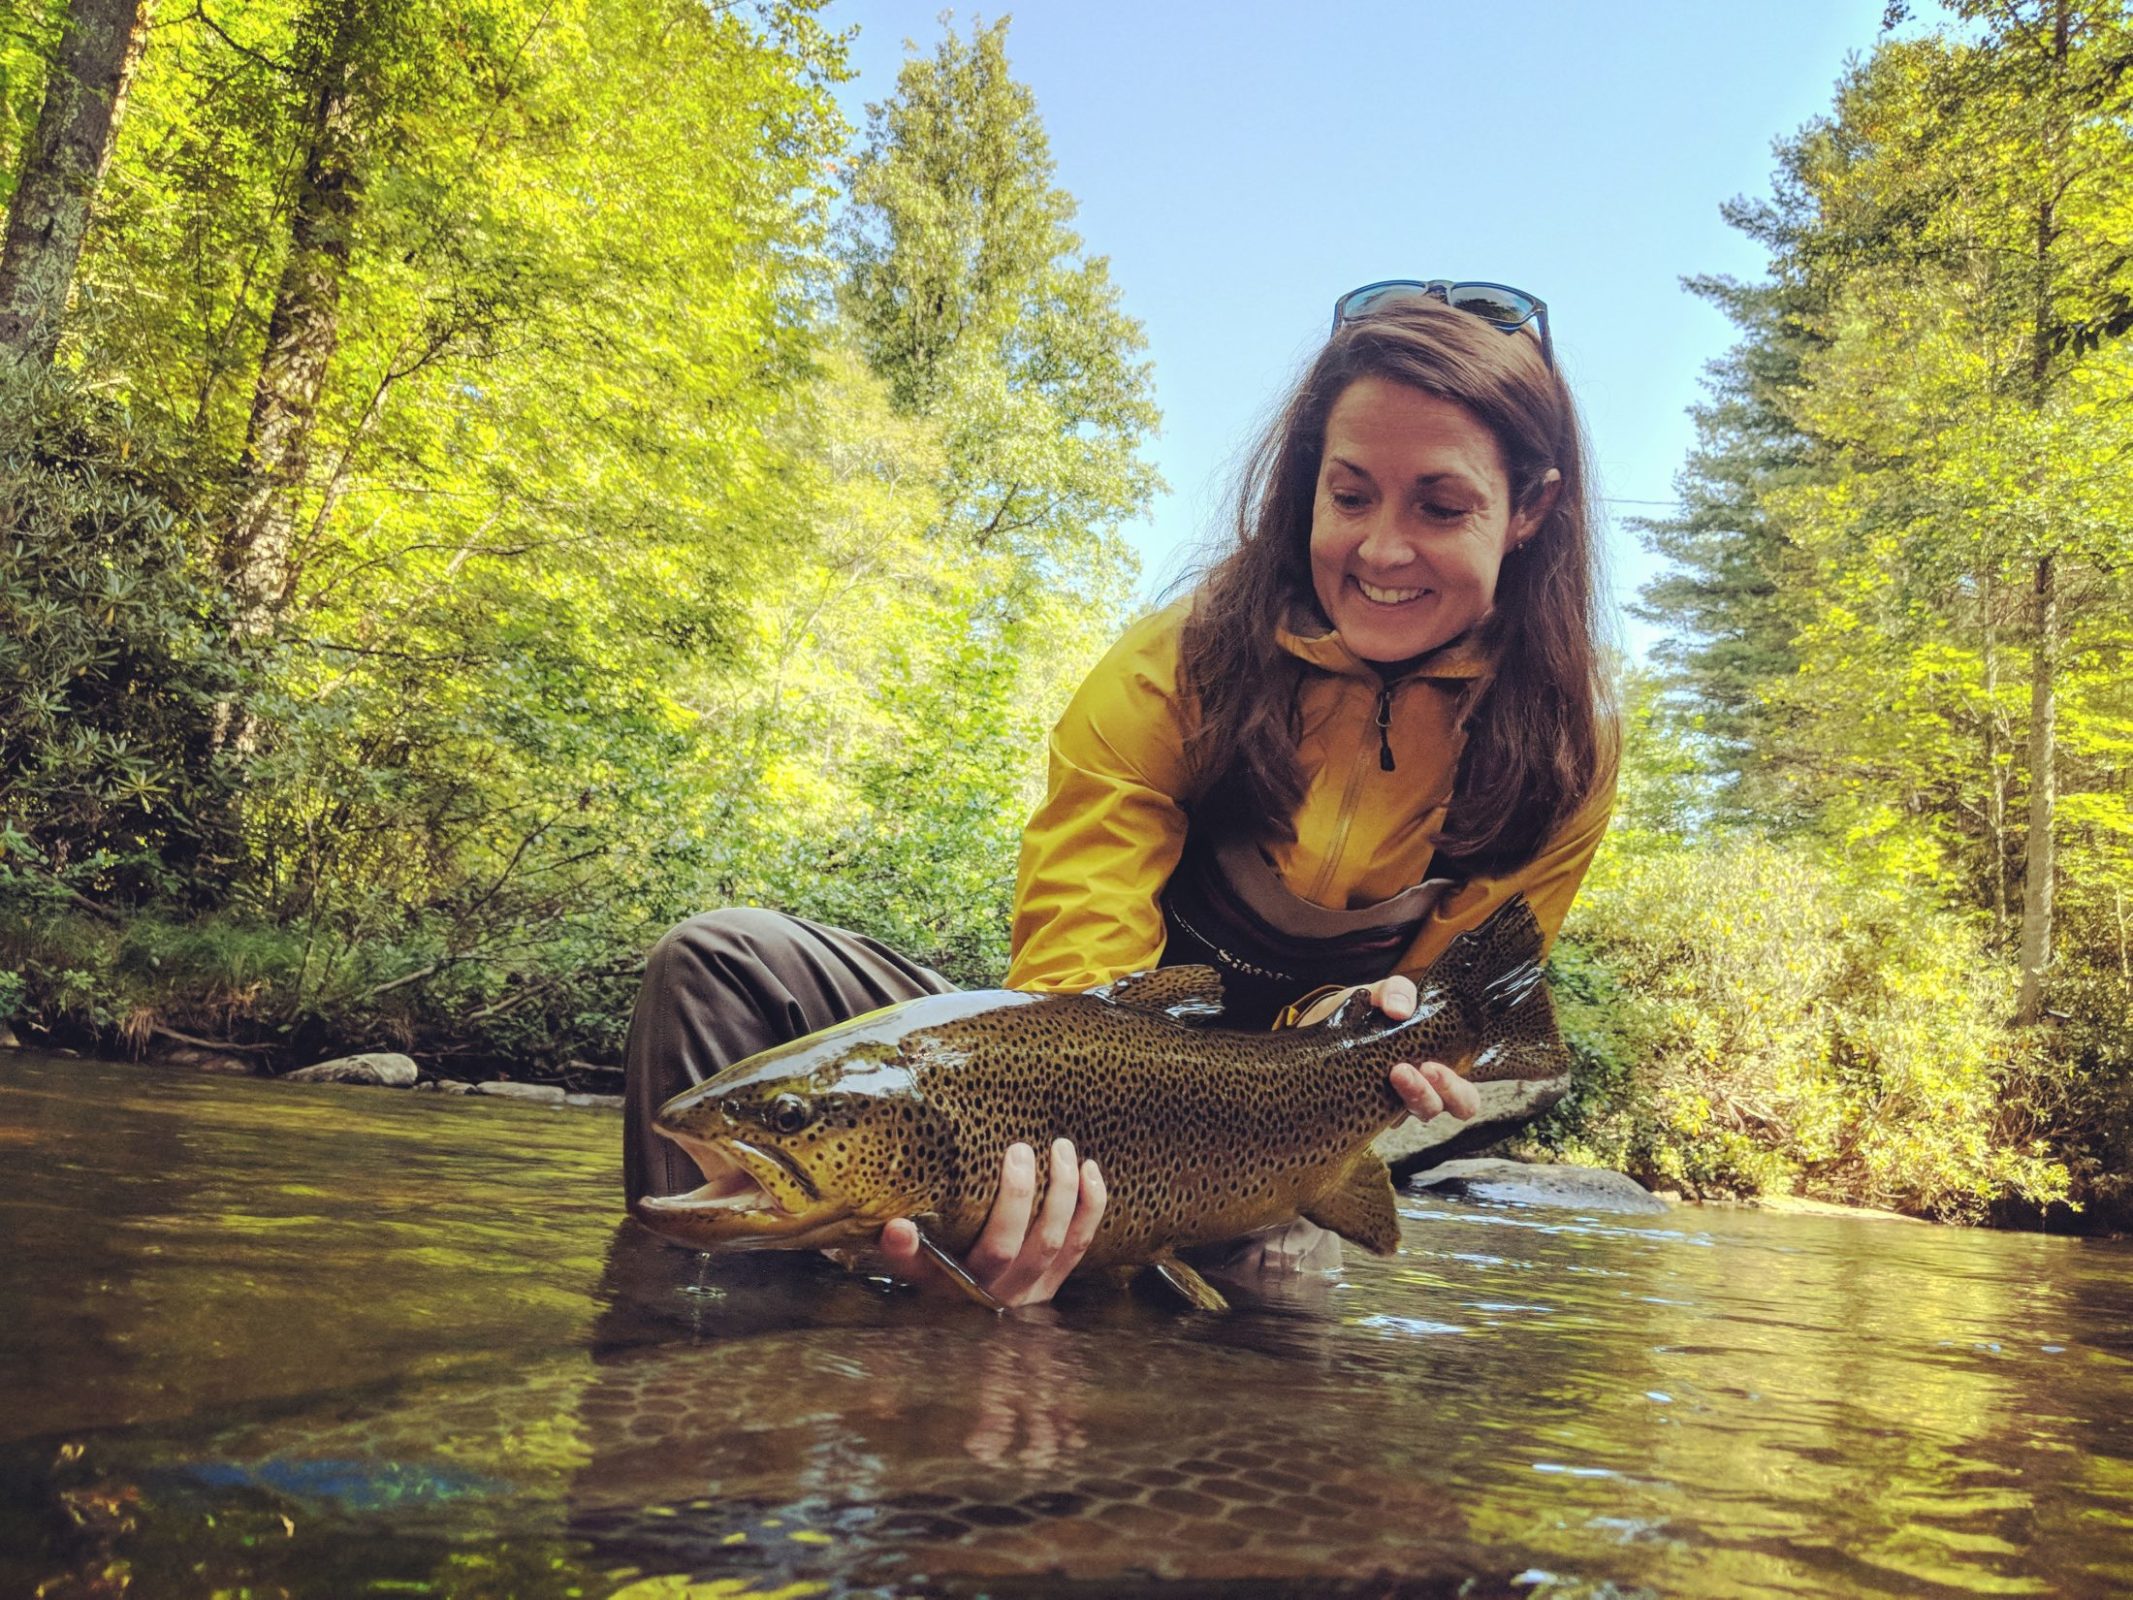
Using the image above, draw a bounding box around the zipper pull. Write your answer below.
[1375,685,1396,772]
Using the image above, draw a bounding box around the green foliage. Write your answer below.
[0,0,60,210]
[0,365,237,910]
[1630,0,2133,1217]
[841,17,1161,602]
[1535,832,2069,1218]
[0,8,1157,1076]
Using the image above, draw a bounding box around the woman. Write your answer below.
[623,282,1616,1307]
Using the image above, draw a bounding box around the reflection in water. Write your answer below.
[567,1226,1473,1588]
[1,1053,2130,1598]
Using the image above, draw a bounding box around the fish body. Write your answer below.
[635,896,1570,1301]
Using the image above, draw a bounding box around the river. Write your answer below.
[2,1051,2128,1598]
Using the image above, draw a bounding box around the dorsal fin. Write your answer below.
[1087,965,1227,1023]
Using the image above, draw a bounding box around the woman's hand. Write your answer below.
[1295,976,1483,1124]
[880,1137,1106,1309]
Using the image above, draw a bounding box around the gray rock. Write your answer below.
[471,1080,566,1104]
[563,1092,625,1110]
[1403,1157,1670,1215]
[1373,1073,1571,1175]
[286,1052,419,1087]
[154,1044,255,1075]
[0,1024,19,1049]
[437,1079,474,1095]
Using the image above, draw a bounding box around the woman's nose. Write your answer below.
[1356,509,1419,568]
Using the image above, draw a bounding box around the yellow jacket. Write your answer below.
[1008,599,1614,995]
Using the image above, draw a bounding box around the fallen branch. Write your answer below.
[150,1024,275,1054]
[363,961,441,998]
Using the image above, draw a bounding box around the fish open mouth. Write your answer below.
[641,1137,778,1216]
[639,1134,791,1220]
[635,1132,858,1248]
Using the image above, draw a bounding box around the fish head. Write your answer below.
[633,999,974,1253]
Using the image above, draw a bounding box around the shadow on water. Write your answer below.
[2,1051,2131,1599]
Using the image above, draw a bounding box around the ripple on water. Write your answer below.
[5,1053,2133,1600]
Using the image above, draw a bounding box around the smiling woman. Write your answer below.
[1308,379,1559,666]
[623,287,1617,1308]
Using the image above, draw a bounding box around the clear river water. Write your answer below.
[2,1052,2129,1599]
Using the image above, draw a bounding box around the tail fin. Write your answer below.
[1426,896,1571,1085]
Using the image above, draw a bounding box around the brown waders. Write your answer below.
[622,907,959,1207]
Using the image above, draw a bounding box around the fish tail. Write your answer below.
[1431,896,1569,1084]
[1324,896,1567,1085]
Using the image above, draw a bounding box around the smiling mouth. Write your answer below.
[1352,577,1429,606]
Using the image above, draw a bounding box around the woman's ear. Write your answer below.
[1510,467,1562,550]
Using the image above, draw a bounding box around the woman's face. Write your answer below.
[1307,376,1546,666]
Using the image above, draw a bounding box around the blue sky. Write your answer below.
[823,1,1895,656]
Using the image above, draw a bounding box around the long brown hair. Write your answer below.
[1177,296,1615,874]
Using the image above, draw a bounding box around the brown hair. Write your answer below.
[1177,296,1615,875]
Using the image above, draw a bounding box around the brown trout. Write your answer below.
[634,895,1570,1309]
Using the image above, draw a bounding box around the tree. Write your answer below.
[1642,4,2133,1016]
[0,0,148,366]
[218,0,384,633]
[840,17,1160,605]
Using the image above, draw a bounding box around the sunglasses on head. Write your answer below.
[1331,279,1553,370]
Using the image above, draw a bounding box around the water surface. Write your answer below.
[3,1053,2129,1598]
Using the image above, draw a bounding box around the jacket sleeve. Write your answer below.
[1008,605,1197,994]
[1394,766,1617,978]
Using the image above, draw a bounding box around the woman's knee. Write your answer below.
[646,906,803,978]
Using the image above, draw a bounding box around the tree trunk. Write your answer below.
[220,0,374,636]
[1981,568,2010,943]
[2016,552,2057,1025]
[0,0,150,367]
[2013,8,2069,1024]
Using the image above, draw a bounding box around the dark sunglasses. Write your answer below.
[1331,279,1553,370]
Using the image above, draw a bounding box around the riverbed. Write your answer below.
[3,1051,2129,1597]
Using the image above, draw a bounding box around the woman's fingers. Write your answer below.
[878,1215,945,1287]
[881,1141,1106,1309]
[1297,975,1421,1028]
[986,1139,1082,1304]
[964,1141,1038,1282]
[1390,1060,1481,1122]
[1369,975,1420,1020]
[1028,1158,1106,1303]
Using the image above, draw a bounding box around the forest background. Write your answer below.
[1,0,2127,1226]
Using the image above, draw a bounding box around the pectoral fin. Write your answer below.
[1150,1250,1231,1311]
[1302,1151,1403,1255]
[912,1229,1007,1313]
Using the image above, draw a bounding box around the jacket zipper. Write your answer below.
[1305,679,1398,905]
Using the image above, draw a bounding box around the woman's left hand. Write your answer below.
[1295,976,1483,1124]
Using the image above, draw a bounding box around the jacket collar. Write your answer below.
[1275,611,1498,684]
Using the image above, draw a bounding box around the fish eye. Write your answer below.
[767,1093,814,1135]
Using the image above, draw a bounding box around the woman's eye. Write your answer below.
[1422,503,1471,522]
[1329,489,1367,510]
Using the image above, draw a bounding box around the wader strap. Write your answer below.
[1158,830,1455,1029]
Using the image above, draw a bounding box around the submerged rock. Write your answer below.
[1404,1157,1670,1214]
[286,1052,419,1088]
[471,1080,566,1104]
[154,1044,256,1076]
[564,1092,625,1110]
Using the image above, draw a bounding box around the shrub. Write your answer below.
[1530,834,2070,1218]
